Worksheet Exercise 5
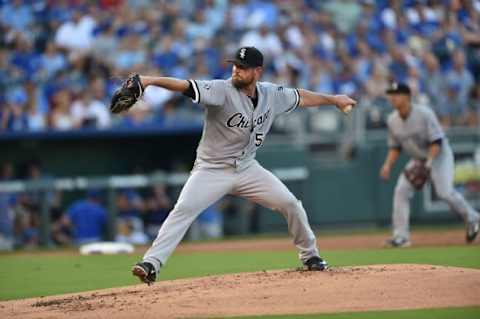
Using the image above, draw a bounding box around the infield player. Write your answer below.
[114,47,356,285]
[380,82,480,247]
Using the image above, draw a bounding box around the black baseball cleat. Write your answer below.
[384,237,411,248]
[466,220,479,243]
[132,262,157,285]
[303,256,328,271]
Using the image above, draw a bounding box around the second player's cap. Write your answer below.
[226,47,264,68]
[385,82,411,95]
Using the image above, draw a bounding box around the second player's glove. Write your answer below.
[403,160,430,190]
[110,74,144,114]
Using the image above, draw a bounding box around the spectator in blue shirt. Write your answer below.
[62,190,107,245]
[0,0,33,32]
[388,46,410,83]
[437,81,469,127]
[445,50,475,106]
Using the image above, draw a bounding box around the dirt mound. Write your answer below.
[2,264,479,319]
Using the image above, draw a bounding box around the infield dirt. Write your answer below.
[1,229,480,318]
[2,264,480,318]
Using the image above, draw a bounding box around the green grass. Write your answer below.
[231,306,480,319]
[0,245,479,301]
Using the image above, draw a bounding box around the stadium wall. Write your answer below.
[2,131,478,236]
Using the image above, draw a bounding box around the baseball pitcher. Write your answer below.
[380,82,480,247]
[111,47,356,285]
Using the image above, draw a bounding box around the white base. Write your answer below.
[79,241,135,255]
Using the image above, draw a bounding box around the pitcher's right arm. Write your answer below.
[140,76,190,93]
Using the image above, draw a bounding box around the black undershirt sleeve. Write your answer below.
[183,81,195,99]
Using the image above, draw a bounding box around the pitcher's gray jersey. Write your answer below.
[188,78,300,170]
[387,104,445,159]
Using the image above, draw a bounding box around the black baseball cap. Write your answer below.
[385,82,411,95]
[226,46,264,68]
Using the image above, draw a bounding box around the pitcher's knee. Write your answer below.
[278,197,302,214]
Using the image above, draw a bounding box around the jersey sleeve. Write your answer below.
[425,109,445,142]
[272,85,300,115]
[189,79,227,107]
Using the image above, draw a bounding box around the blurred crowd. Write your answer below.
[0,0,479,133]
[0,160,226,250]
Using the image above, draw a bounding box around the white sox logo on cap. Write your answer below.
[226,46,263,67]
[239,48,246,59]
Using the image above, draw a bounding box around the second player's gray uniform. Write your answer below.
[143,78,319,272]
[387,104,480,240]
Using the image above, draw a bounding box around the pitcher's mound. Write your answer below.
[2,264,480,319]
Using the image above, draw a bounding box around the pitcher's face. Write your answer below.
[232,64,261,89]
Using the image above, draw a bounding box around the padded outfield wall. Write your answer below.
[1,129,479,234]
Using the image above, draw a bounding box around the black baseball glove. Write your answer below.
[404,160,430,190]
[110,74,144,114]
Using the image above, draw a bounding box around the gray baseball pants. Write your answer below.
[143,160,319,272]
